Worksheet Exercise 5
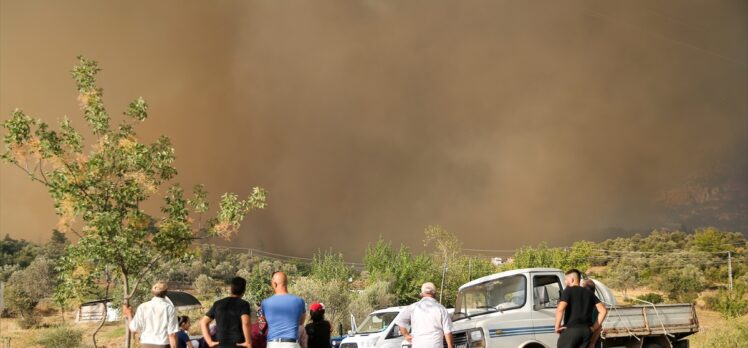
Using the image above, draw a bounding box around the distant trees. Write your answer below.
[508,241,594,272]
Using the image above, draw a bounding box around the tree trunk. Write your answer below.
[92,302,107,348]
[123,277,131,348]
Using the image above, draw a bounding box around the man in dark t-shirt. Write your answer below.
[555,269,608,348]
[201,277,253,348]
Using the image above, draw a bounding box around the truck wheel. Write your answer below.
[521,344,545,348]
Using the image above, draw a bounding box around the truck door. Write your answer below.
[530,273,564,346]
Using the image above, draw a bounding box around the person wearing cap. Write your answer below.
[305,302,332,348]
[394,282,453,348]
[261,272,306,348]
[201,276,253,348]
[123,281,179,348]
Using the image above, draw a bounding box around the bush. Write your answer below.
[35,325,83,348]
[691,317,748,348]
[17,312,41,329]
[704,285,748,319]
[194,274,221,299]
[636,293,664,304]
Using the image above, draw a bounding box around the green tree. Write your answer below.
[311,250,352,282]
[364,238,437,305]
[4,257,57,325]
[655,264,706,302]
[1,57,267,347]
[509,242,591,272]
[291,277,351,330]
[689,227,744,253]
[704,284,748,319]
[603,261,639,298]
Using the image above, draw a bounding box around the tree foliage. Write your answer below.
[1,57,267,346]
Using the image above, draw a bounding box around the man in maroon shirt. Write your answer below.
[251,308,268,348]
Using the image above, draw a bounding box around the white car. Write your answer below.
[341,307,407,348]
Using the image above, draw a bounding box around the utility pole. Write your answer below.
[728,251,733,291]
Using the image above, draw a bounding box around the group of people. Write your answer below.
[125,268,604,348]
[555,269,609,348]
[124,272,333,348]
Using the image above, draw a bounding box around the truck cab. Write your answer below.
[341,307,408,348]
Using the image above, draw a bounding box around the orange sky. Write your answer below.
[1,0,746,259]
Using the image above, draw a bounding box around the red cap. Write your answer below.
[310,302,325,311]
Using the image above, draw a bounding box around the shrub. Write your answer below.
[194,274,221,299]
[17,312,41,329]
[636,293,664,304]
[691,317,748,348]
[35,325,83,348]
[703,285,748,319]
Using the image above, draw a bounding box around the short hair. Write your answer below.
[565,269,582,280]
[178,315,190,326]
[231,276,247,296]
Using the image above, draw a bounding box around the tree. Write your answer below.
[1,57,267,347]
[604,261,639,298]
[311,250,352,282]
[655,264,706,302]
[291,277,351,330]
[690,227,744,253]
[509,242,592,272]
[364,238,437,305]
[4,257,57,325]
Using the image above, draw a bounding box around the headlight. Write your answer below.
[469,330,483,342]
[468,329,485,348]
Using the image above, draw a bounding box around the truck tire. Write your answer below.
[521,344,545,348]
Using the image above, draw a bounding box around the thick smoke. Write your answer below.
[1,0,746,259]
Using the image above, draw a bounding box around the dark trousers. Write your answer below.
[557,326,592,348]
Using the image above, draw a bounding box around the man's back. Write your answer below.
[131,297,178,345]
[207,297,252,346]
[396,297,452,348]
[561,286,599,327]
[262,294,306,341]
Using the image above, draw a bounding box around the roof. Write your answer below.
[80,299,113,306]
[459,268,562,290]
[371,306,406,314]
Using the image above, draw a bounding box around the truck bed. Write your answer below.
[602,304,698,339]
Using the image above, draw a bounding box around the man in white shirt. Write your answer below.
[124,281,179,348]
[395,283,454,348]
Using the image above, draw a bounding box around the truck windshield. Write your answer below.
[356,312,398,334]
[453,275,526,320]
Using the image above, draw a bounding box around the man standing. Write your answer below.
[395,282,453,348]
[261,272,306,348]
[201,276,253,348]
[555,269,608,348]
[124,281,179,348]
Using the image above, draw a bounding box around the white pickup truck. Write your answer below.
[448,268,699,348]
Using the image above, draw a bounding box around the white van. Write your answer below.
[341,307,407,348]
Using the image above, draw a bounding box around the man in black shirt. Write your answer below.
[555,269,608,348]
[201,277,253,348]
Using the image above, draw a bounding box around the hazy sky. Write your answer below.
[1,0,746,259]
